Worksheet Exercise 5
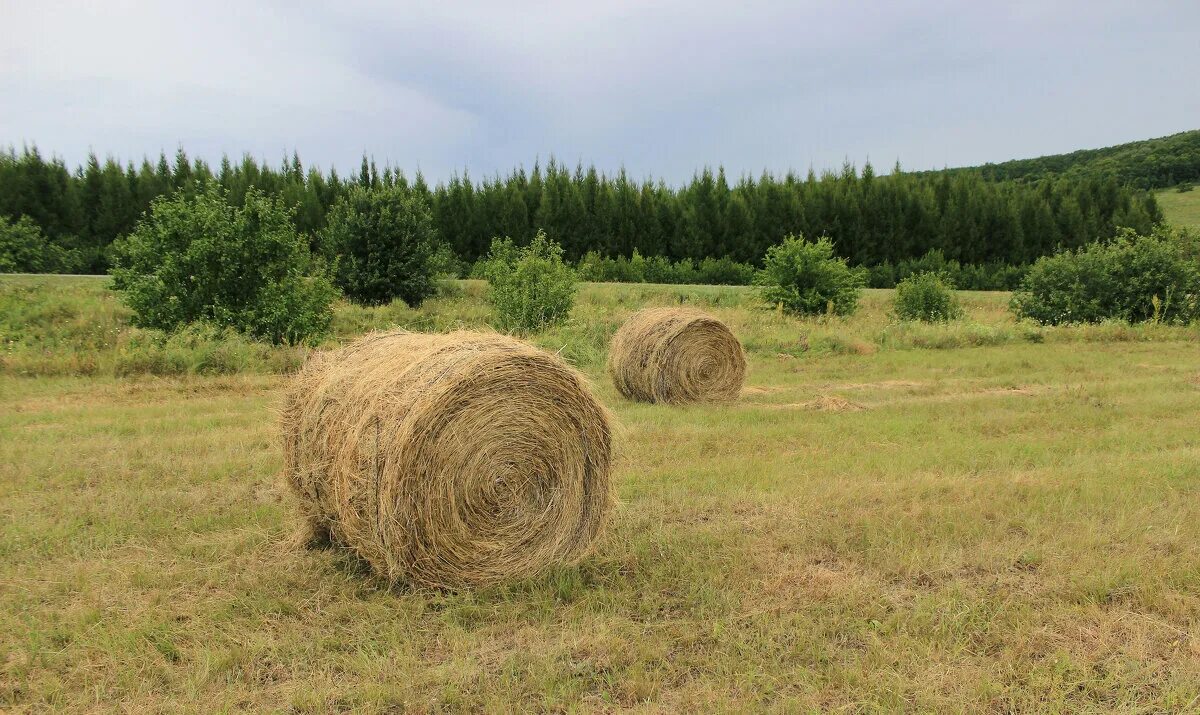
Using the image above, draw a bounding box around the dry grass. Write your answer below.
[281,330,613,589]
[792,395,867,412]
[607,307,746,404]
[2,277,1200,711]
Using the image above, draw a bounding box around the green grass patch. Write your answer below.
[4,275,1197,379]
[1157,186,1200,231]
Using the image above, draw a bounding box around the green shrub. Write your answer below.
[643,255,678,283]
[575,251,605,282]
[952,262,1027,291]
[574,251,751,285]
[867,261,897,288]
[1011,226,1200,325]
[467,258,489,280]
[697,256,756,285]
[894,271,963,322]
[867,251,1027,291]
[321,185,444,306]
[668,258,700,284]
[483,230,577,333]
[756,234,866,315]
[110,187,336,344]
[600,252,646,283]
[429,241,465,280]
[0,216,82,274]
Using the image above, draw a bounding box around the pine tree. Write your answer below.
[0,143,1166,276]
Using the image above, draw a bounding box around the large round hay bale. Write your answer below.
[281,330,613,589]
[607,307,746,404]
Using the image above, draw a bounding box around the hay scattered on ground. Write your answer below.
[823,380,926,391]
[799,395,866,412]
[607,307,746,404]
[280,330,614,589]
[768,395,867,412]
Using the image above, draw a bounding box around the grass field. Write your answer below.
[2,276,1200,712]
[1158,187,1200,231]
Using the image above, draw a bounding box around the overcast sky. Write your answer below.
[2,0,1198,183]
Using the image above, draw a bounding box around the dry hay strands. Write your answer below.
[607,307,746,405]
[281,330,614,590]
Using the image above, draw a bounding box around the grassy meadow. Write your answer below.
[2,275,1200,712]
[1158,187,1200,231]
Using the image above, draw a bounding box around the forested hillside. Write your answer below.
[956,130,1200,189]
[0,146,1160,277]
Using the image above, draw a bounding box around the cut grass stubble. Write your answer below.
[1,275,1199,711]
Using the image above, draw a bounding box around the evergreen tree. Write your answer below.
[0,144,1167,276]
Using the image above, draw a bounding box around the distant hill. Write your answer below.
[945,130,1200,189]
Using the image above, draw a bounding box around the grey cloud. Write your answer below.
[1,0,1197,182]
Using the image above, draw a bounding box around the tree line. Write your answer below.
[944,129,1200,190]
[0,145,1162,275]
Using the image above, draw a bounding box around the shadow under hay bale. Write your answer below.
[280,329,614,590]
[607,307,746,405]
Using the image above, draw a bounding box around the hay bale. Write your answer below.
[607,307,746,404]
[281,330,613,589]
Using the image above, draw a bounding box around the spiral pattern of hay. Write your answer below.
[281,330,613,589]
[607,307,746,404]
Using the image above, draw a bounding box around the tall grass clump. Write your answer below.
[1011,226,1200,325]
[893,271,963,322]
[756,234,866,315]
[483,230,577,333]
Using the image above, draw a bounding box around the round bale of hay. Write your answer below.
[281,330,613,589]
[607,307,746,404]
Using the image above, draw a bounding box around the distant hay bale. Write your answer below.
[607,307,746,404]
[280,330,613,589]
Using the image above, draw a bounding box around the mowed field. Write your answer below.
[2,276,1200,712]
[1158,187,1200,231]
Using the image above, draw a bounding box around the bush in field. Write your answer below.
[599,251,646,283]
[1011,226,1200,324]
[867,261,898,289]
[894,271,963,322]
[110,187,337,344]
[756,234,867,315]
[952,262,1027,291]
[867,252,1028,291]
[697,256,756,285]
[483,230,576,333]
[428,241,465,279]
[643,255,680,283]
[0,216,82,274]
[575,251,605,282]
[320,185,443,307]
[575,251,752,285]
